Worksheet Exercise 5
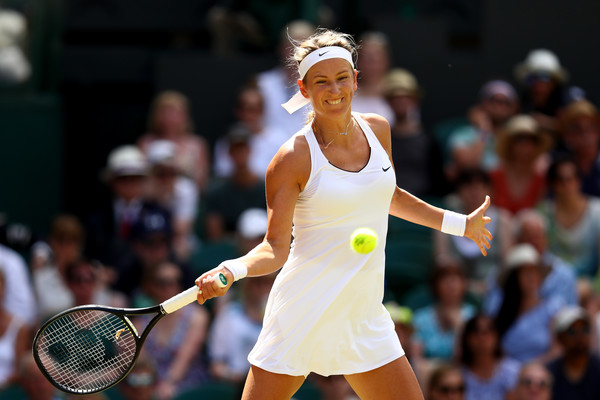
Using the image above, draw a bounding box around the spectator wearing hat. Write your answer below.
[491,244,564,363]
[447,80,520,178]
[546,306,600,400]
[384,68,445,197]
[138,91,211,191]
[512,362,553,400]
[458,314,520,400]
[514,49,569,131]
[434,168,512,298]
[213,84,287,179]
[85,145,152,268]
[145,139,199,261]
[557,99,600,197]
[352,31,395,124]
[204,125,267,241]
[537,156,600,278]
[490,114,553,215]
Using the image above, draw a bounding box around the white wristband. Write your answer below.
[441,210,467,236]
[223,260,248,281]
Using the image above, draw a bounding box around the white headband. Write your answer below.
[281,46,354,114]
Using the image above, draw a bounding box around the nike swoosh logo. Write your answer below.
[382,166,391,172]
[318,51,329,56]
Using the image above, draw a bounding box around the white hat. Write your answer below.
[237,208,268,239]
[515,49,569,84]
[146,140,177,167]
[102,145,148,181]
[553,306,589,335]
[498,243,550,285]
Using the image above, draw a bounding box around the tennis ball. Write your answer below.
[350,228,378,254]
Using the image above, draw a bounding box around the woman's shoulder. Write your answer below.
[266,132,311,181]
[355,112,390,132]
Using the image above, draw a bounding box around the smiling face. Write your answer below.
[299,58,358,119]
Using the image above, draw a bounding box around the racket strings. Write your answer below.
[37,309,138,393]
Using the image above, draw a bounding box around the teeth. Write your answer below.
[328,99,342,105]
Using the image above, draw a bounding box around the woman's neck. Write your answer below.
[469,356,497,379]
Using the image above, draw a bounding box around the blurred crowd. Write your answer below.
[2,17,600,400]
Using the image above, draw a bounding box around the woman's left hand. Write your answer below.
[464,195,493,256]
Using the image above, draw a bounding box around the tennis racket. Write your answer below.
[32,272,228,395]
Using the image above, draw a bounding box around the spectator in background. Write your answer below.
[204,126,266,241]
[557,99,600,197]
[538,156,600,278]
[16,353,60,400]
[512,362,553,400]
[0,243,36,326]
[490,114,552,215]
[484,209,578,317]
[434,168,511,298]
[64,259,127,308]
[384,68,445,197]
[85,145,150,268]
[256,20,314,137]
[413,255,476,362]
[0,268,29,387]
[458,314,520,400]
[427,364,466,400]
[145,139,199,261]
[447,80,520,178]
[514,49,569,132]
[236,207,268,255]
[351,31,394,124]
[138,91,211,191]
[546,306,600,400]
[213,84,286,179]
[32,214,87,320]
[135,261,210,400]
[492,244,563,363]
[117,355,159,400]
[0,6,30,85]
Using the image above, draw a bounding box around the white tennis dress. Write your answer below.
[247,113,404,377]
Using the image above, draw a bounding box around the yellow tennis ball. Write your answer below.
[350,228,378,254]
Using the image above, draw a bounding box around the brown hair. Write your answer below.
[49,214,85,244]
[147,90,195,133]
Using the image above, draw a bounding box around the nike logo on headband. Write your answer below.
[318,51,329,56]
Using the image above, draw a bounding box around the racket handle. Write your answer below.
[161,286,199,314]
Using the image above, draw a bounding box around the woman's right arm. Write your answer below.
[195,135,311,304]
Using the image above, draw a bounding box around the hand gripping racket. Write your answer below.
[32,273,227,394]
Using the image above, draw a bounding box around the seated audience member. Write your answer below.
[447,80,520,177]
[546,306,600,400]
[0,268,29,387]
[236,208,268,255]
[434,168,511,297]
[0,6,30,85]
[64,259,127,308]
[310,374,359,400]
[0,243,36,326]
[493,244,563,363]
[514,49,569,130]
[256,20,314,138]
[427,364,466,400]
[351,31,394,124]
[138,91,211,191]
[85,145,150,268]
[117,355,159,400]
[484,209,578,316]
[557,100,600,196]
[512,362,553,400]
[384,68,445,197]
[213,84,287,179]
[135,262,210,399]
[538,156,600,278]
[490,114,552,215]
[204,126,267,241]
[145,139,199,261]
[32,214,86,319]
[413,256,476,362]
[458,314,520,400]
[17,353,61,400]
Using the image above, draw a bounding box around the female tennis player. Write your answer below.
[196,29,493,400]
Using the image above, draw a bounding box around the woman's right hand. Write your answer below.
[195,264,234,305]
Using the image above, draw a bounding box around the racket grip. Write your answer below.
[161,286,199,314]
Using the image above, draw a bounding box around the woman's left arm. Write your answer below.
[363,113,494,255]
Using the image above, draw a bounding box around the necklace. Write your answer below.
[313,117,354,149]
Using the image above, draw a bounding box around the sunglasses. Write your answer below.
[436,384,465,395]
[526,72,553,85]
[519,377,551,389]
[565,325,591,337]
